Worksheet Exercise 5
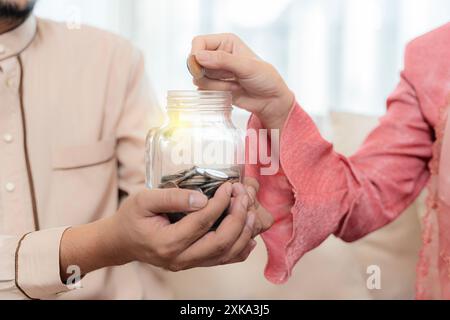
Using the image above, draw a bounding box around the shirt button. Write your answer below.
[0,44,5,55]
[5,183,15,193]
[3,134,13,143]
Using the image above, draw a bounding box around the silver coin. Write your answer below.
[201,180,224,190]
[177,168,199,183]
[195,167,207,176]
[223,168,240,179]
[161,167,198,184]
[203,169,229,180]
[179,177,210,188]
[161,166,240,198]
[159,181,179,189]
[188,175,210,183]
[182,186,204,193]
[191,173,209,179]
[161,174,183,183]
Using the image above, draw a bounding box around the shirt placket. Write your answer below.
[0,56,36,235]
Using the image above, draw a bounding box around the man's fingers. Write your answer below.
[227,240,257,264]
[220,212,255,263]
[172,193,251,266]
[231,183,254,207]
[195,50,259,79]
[135,189,208,215]
[169,182,233,246]
[209,193,251,253]
[232,183,248,198]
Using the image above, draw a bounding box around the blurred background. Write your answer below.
[34,0,448,299]
[35,0,450,117]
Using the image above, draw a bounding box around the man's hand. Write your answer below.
[191,33,295,131]
[60,182,256,281]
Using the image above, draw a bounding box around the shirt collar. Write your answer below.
[0,15,37,62]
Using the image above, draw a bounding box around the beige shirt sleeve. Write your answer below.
[0,235,21,298]
[16,228,72,299]
[0,228,70,299]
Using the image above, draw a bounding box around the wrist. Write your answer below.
[258,88,295,131]
[59,217,130,281]
[96,215,133,267]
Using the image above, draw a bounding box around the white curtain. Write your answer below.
[35,0,450,117]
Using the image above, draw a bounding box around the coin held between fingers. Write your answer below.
[187,54,205,80]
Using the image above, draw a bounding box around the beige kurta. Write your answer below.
[0,15,172,300]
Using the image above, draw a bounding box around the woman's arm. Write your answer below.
[247,75,432,283]
[190,34,433,284]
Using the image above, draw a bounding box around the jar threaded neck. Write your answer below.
[167,90,232,111]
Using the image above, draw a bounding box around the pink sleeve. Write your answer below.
[246,73,433,284]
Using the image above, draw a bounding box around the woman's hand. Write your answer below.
[191,33,295,130]
[242,178,274,237]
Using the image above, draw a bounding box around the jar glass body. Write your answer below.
[145,91,244,226]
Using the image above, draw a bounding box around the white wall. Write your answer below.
[35,0,450,117]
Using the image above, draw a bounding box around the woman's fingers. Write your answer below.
[204,68,236,81]
[244,177,260,193]
[191,33,255,56]
[191,33,234,53]
[243,178,274,236]
[220,212,255,264]
[193,76,241,92]
[195,50,260,79]
[226,240,257,264]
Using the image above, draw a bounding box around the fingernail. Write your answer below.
[246,213,255,229]
[195,50,210,62]
[189,193,208,209]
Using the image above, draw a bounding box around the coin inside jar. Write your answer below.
[159,166,241,230]
[187,54,205,80]
[204,169,229,181]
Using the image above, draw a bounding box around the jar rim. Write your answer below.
[167,90,232,111]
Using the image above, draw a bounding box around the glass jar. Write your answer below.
[146,91,244,228]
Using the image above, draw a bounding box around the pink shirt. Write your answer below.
[247,23,450,298]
